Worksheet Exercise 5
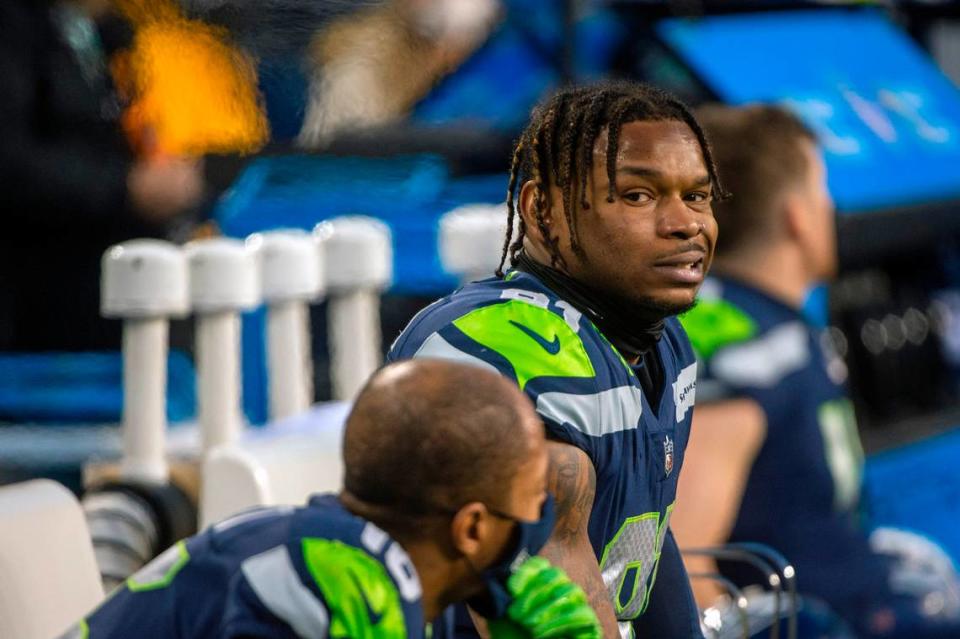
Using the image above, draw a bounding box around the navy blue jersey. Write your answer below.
[680,276,890,616]
[388,271,703,638]
[65,495,427,639]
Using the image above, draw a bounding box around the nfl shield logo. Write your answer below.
[664,435,675,477]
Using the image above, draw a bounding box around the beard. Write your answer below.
[631,292,697,319]
[594,281,698,323]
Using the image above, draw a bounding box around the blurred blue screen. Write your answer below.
[658,10,960,213]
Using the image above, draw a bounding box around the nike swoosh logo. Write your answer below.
[509,320,561,355]
[350,572,383,626]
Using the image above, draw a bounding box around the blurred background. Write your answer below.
[4,0,960,568]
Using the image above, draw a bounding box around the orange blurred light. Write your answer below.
[114,0,269,157]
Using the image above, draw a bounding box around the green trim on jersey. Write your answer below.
[452,300,595,390]
[61,619,89,639]
[679,299,758,360]
[598,503,675,619]
[302,538,407,639]
[817,398,865,512]
[127,541,190,593]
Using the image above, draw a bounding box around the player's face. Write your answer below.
[447,412,551,618]
[551,119,717,314]
[797,141,837,281]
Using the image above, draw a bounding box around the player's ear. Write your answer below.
[783,191,810,244]
[518,180,555,241]
[449,502,488,559]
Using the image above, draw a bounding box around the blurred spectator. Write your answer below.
[0,0,203,352]
[674,104,960,638]
[298,0,501,147]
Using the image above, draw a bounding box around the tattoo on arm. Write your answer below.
[547,441,597,541]
[540,442,620,639]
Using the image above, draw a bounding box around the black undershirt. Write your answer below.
[633,351,665,416]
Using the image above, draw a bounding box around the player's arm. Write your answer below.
[671,398,766,607]
[538,441,620,639]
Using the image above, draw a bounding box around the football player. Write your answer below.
[674,104,960,638]
[389,81,722,638]
[61,360,601,639]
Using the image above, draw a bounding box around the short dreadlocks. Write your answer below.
[498,81,727,277]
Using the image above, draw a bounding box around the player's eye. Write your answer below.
[684,191,711,203]
[623,191,653,203]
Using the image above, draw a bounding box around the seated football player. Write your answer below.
[389,80,723,639]
[673,104,960,638]
[61,359,601,639]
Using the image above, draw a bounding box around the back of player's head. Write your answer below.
[499,80,726,274]
[343,359,543,525]
[696,104,817,257]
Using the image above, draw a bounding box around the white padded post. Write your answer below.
[256,230,325,420]
[186,238,261,455]
[0,480,104,639]
[439,203,509,281]
[316,217,392,400]
[102,240,188,483]
[199,403,349,528]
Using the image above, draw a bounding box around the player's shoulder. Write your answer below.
[678,277,762,361]
[227,495,425,638]
[297,496,413,559]
[203,496,393,585]
[77,507,304,639]
[390,272,562,347]
[681,276,813,390]
[295,496,425,637]
[390,275,515,346]
[389,271,615,392]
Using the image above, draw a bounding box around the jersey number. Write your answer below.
[598,505,673,619]
[361,522,422,603]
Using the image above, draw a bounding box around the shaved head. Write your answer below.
[343,359,543,521]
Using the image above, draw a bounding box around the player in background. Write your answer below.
[674,104,960,638]
[61,360,601,639]
[389,81,722,638]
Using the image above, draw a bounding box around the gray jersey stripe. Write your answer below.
[412,332,501,375]
[389,298,445,352]
[241,546,330,639]
[536,386,643,437]
[711,321,809,388]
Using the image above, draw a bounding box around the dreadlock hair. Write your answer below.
[497,80,728,277]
